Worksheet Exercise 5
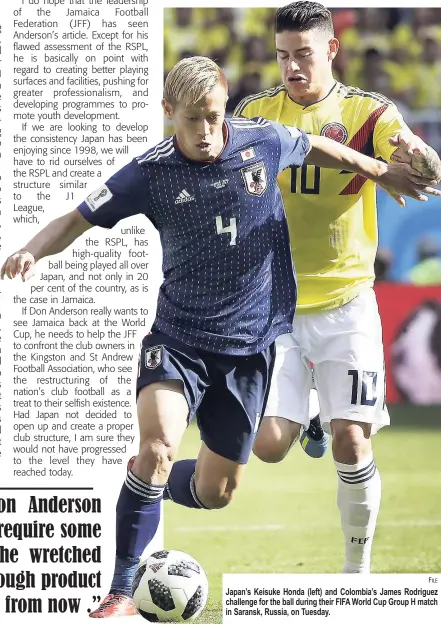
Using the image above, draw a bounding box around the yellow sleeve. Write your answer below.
[373,104,411,162]
[233,98,261,119]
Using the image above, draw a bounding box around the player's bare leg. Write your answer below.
[164,443,249,510]
[253,387,328,462]
[331,420,380,574]
[194,442,247,509]
[90,381,188,618]
[253,338,329,461]
[253,417,301,463]
[161,346,274,510]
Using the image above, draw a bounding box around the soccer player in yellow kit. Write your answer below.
[235,1,441,574]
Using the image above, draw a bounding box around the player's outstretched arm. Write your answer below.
[1,209,93,282]
[305,134,441,206]
[390,133,441,182]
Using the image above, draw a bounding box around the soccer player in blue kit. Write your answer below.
[2,57,439,618]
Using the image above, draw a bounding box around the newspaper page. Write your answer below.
[1,1,440,625]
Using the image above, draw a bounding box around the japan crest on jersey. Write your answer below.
[241,161,268,196]
[145,345,163,369]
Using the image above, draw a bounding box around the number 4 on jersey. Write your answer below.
[216,216,237,246]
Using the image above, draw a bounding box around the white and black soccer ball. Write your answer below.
[132,550,209,622]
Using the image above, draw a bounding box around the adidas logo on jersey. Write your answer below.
[175,189,194,204]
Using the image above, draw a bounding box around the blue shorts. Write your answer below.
[137,329,276,464]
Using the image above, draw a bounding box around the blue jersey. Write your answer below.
[77,117,310,355]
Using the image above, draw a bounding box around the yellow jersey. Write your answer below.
[234,83,409,312]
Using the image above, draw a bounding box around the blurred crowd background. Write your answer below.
[164,6,441,287]
[164,7,441,119]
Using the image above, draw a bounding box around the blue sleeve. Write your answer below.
[271,122,310,173]
[77,159,151,229]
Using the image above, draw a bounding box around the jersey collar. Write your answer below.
[285,81,339,112]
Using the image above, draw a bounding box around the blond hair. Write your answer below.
[164,56,228,107]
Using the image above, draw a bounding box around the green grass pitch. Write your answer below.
[165,406,441,623]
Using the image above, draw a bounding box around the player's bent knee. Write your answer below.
[253,419,300,463]
[196,487,235,510]
[194,443,245,509]
[204,492,233,510]
[253,439,286,463]
[195,475,239,510]
[136,437,179,482]
[331,420,372,464]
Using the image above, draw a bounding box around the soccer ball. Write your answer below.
[132,550,209,622]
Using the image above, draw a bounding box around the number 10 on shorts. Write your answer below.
[348,370,378,406]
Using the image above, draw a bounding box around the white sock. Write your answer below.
[334,453,381,573]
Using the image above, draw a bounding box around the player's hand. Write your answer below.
[380,162,441,206]
[390,133,441,182]
[1,251,36,281]
[390,132,425,164]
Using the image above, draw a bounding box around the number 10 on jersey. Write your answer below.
[291,164,321,195]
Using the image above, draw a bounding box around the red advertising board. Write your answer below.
[375,283,441,404]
